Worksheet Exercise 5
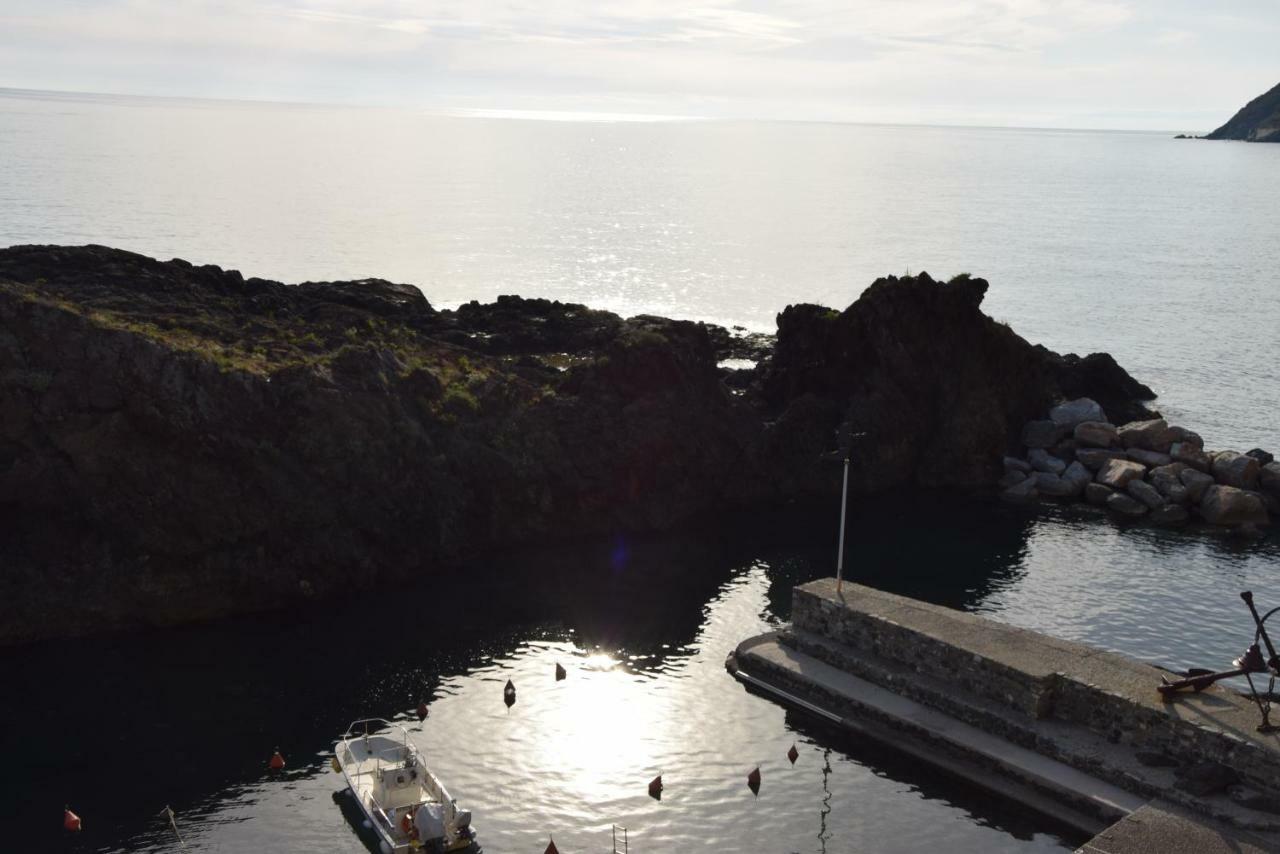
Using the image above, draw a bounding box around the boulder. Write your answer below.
[1106,493,1148,518]
[1117,418,1170,452]
[1076,447,1128,471]
[1262,462,1280,498]
[1036,472,1078,497]
[1050,398,1106,429]
[1246,448,1274,466]
[1212,451,1260,490]
[1148,462,1187,496]
[1165,426,1203,448]
[1023,420,1066,450]
[1051,438,1077,462]
[998,470,1027,489]
[1151,504,1190,526]
[1085,483,1114,506]
[1170,442,1211,472]
[1096,458,1147,489]
[1028,448,1067,475]
[1167,484,1190,505]
[1180,468,1214,503]
[1061,461,1093,493]
[1127,448,1172,468]
[1126,479,1166,509]
[1003,456,1032,474]
[1073,421,1118,448]
[1002,476,1039,504]
[1199,485,1269,527]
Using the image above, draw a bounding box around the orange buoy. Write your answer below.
[787,744,799,764]
[648,774,663,800]
[64,806,82,832]
[747,766,761,796]
[504,679,516,709]
[544,836,559,854]
[417,700,429,722]
[269,749,285,771]
[555,662,566,681]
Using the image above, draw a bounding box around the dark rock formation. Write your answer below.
[0,248,1159,643]
[1205,81,1280,143]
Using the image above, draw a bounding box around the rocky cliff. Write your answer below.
[0,246,1155,643]
[1205,81,1280,142]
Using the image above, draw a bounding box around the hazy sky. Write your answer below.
[1,0,1276,130]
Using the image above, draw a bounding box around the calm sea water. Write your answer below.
[3,89,1280,852]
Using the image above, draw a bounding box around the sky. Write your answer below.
[1,0,1277,131]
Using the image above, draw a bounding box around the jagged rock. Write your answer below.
[1148,462,1187,495]
[1076,447,1127,471]
[1028,448,1066,475]
[1126,448,1172,468]
[1200,485,1269,527]
[1180,468,1214,502]
[1096,458,1147,489]
[1246,448,1275,466]
[1046,351,1157,425]
[1049,398,1105,428]
[1073,421,1118,448]
[1003,456,1032,474]
[1061,461,1092,493]
[1117,418,1170,452]
[1262,462,1280,498]
[1170,442,1211,472]
[1023,420,1066,450]
[1035,472,1078,497]
[1106,493,1148,518]
[998,470,1027,489]
[1212,451,1260,490]
[1151,504,1189,526]
[1002,476,1039,504]
[1085,483,1114,505]
[1126,479,1166,509]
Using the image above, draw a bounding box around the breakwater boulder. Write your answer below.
[1002,400,1275,533]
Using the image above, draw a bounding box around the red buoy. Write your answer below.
[648,774,663,800]
[747,766,761,796]
[417,700,429,722]
[787,744,799,764]
[544,836,560,854]
[64,806,82,832]
[555,662,566,681]
[269,749,285,771]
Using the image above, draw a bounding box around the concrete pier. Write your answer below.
[727,579,1280,850]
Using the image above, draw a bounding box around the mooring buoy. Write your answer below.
[648,774,663,800]
[504,679,516,709]
[269,749,285,771]
[63,806,82,832]
[555,662,566,681]
[787,744,799,764]
[747,766,761,796]
[417,699,429,722]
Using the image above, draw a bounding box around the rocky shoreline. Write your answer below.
[1002,401,1278,535]
[0,245,1268,644]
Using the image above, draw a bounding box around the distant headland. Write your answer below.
[1177,80,1280,142]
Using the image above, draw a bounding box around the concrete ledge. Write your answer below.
[1077,801,1278,853]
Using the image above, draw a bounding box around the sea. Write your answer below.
[2,88,1279,853]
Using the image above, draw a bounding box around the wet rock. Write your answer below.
[1170,442,1211,472]
[1166,484,1191,505]
[1117,418,1170,452]
[1261,462,1280,498]
[1035,472,1078,497]
[1096,458,1147,489]
[1180,468,1214,503]
[1148,462,1187,496]
[1027,448,1066,475]
[998,470,1027,489]
[1151,504,1189,526]
[1084,483,1114,505]
[1049,397,1105,429]
[1073,421,1118,448]
[1003,456,1032,474]
[1199,485,1269,527]
[1076,447,1127,471]
[1126,479,1166,509]
[1002,477,1039,504]
[1165,426,1203,448]
[1246,448,1275,466]
[1061,461,1093,493]
[1126,448,1172,468]
[1023,420,1066,450]
[1106,493,1148,518]
[1175,761,1240,797]
[1212,451,1260,490]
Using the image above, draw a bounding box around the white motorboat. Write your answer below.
[334,718,479,853]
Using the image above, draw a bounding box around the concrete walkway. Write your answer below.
[1078,801,1277,853]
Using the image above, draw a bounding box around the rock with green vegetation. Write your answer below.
[1204,81,1280,142]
